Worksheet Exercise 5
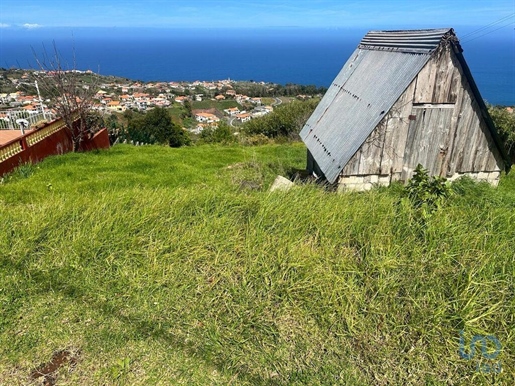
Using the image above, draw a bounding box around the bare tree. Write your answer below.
[31,42,102,151]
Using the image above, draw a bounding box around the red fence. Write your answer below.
[0,116,110,177]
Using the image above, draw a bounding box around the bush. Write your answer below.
[242,100,318,139]
[239,133,273,146]
[124,107,190,147]
[404,164,450,217]
[489,105,515,163]
[198,121,236,144]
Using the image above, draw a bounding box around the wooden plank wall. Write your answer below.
[413,45,460,104]
[339,43,504,182]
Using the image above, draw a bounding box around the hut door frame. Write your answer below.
[402,104,455,180]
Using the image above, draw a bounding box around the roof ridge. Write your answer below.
[359,28,456,54]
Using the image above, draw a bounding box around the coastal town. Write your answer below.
[0,68,321,136]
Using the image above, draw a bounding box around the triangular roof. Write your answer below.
[300,28,509,183]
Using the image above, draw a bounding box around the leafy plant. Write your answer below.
[404,164,450,218]
[488,105,515,163]
[198,121,236,144]
[109,357,131,381]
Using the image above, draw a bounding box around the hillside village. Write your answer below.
[0,68,321,134]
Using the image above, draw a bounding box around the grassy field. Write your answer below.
[0,143,514,385]
[192,100,243,111]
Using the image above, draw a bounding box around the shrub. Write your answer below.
[242,100,318,139]
[238,133,273,146]
[124,107,190,147]
[198,121,236,144]
[404,164,450,217]
[489,105,515,163]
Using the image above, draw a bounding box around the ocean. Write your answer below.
[1,27,514,105]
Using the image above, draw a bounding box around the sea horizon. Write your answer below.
[1,27,513,105]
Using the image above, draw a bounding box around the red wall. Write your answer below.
[0,126,110,177]
[79,128,110,152]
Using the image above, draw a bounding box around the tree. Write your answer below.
[127,107,190,147]
[182,99,193,119]
[31,43,101,151]
[146,107,188,146]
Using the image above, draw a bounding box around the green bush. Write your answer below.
[489,105,515,163]
[403,164,450,219]
[198,121,236,144]
[242,100,318,139]
[239,133,273,146]
[124,107,190,147]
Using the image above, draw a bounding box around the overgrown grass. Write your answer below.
[192,100,243,111]
[0,144,514,385]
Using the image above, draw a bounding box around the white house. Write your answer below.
[195,112,220,123]
[223,107,240,116]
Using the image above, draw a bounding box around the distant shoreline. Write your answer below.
[2,30,513,106]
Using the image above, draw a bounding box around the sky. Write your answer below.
[0,0,514,30]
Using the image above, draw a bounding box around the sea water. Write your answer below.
[1,27,513,105]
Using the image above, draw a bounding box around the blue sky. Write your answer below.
[0,0,514,30]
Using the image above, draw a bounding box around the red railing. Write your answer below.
[0,114,109,177]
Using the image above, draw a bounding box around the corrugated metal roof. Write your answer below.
[359,28,454,53]
[300,28,456,183]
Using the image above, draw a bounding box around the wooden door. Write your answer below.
[402,104,454,179]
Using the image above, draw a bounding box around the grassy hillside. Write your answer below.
[0,144,514,385]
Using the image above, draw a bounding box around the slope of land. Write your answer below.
[0,144,514,385]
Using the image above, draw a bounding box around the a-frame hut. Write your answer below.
[300,28,510,190]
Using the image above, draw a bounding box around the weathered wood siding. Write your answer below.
[339,43,503,185]
[413,45,461,104]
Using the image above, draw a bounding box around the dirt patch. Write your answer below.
[30,349,80,385]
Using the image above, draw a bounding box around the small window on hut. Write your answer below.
[412,103,455,109]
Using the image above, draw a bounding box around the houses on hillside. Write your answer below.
[1,71,282,134]
[0,91,42,108]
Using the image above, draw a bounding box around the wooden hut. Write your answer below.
[300,28,510,190]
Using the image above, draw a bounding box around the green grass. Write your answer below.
[0,144,514,385]
[192,100,243,111]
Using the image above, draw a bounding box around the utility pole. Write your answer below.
[34,81,47,120]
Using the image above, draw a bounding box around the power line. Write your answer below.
[460,12,515,43]
[462,21,515,43]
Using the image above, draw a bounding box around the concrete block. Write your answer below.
[477,172,489,180]
[339,176,363,185]
[269,175,294,192]
[342,183,362,192]
[488,171,500,181]
[446,173,461,182]
[378,176,390,185]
